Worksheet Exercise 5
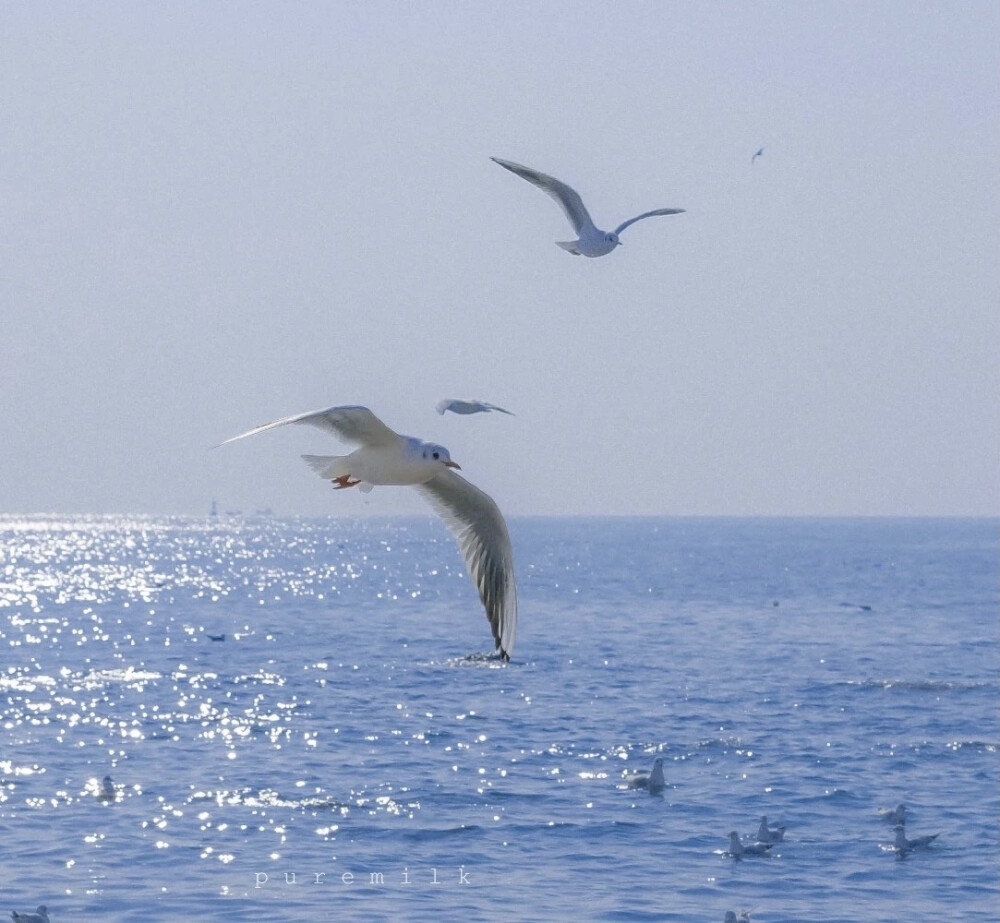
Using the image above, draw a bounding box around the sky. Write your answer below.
[1,1,997,518]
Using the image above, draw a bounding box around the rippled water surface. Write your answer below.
[2,516,997,922]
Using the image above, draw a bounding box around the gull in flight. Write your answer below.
[892,824,939,857]
[756,815,786,843]
[10,908,50,923]
[624,757,666,793]
[491,157,685,257]
[220,405,517,660]
[436,399,514,417]
[725,831,772,860]
[751,146,765,164]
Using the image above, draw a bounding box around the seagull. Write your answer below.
[436,399,514,417]
[724,912,753,923]
[491,157,685,257]
[893,824,939,856]
[624,757,666,793]
[219,405,517,660]
[97,775,116,802]
[756,815,786,843]
[879,803,907,825]
[751,146,765,164]
[10,908,50,923]
[726,831,772,860]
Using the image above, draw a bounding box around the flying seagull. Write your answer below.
[436,399,514,417]
[752,146,765,164]
[491,156,684,257]
[219,404,517,660]
[624,757,666,793]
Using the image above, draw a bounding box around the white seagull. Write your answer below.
[879,803,907,825]
[893,824,939,856]
[436,399,514,417]
[624,757,666,793]
[726,831,772,860]
[756,815,786,843]
[97,774,116,802]
[220,405,517,660]
[11,908,50,923]
[491,157,685,257]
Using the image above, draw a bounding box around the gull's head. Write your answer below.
[421,443,461,470]
[605,231,621,247]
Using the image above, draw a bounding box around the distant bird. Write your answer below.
[97,775,116,802]
[10,907,50,923]
[879,803,907,825]
[756,815,786,843]
[436,399,514,417]
[726,831,772,860]
[751,146,765,164]
[893,824,939,856]
[491,157,685,257]
[724,911,753,923]
[220,404,517,660]
[624,757,665,793]
[207,633,226,642]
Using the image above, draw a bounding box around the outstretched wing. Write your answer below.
[613,208,685,237]
[491,157,596,235]
[218,404,400,448]
[437,399,514,416]
[416,469,517,660]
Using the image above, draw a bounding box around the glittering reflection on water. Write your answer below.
[1,515,997,922]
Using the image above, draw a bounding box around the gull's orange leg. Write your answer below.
[331,475,362,489]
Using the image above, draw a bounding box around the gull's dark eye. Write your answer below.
[432,451,440,460]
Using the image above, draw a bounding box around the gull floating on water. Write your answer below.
[879,803,907,825]
[624,757,665,793]
[97,775,116,802]
[724,911,753,923]
[436,399,514,417]
[491,157,685,257]
[893,824,939,856]
[726,831,772,860]
[220,404,517,660]
[10,907,50,923]
[756,815,786,843]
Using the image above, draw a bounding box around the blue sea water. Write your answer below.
[1,515,997,922]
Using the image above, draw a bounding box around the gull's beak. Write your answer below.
[444,460,462,470]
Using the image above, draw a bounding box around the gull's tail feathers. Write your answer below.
[556,241,581,255]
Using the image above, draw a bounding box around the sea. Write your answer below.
[1,515,997,923]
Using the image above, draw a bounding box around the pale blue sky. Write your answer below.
[1,2,997,517]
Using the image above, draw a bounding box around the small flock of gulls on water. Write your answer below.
[10,771,942,919]
[618,762,943,923]
[213,155,696,662]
